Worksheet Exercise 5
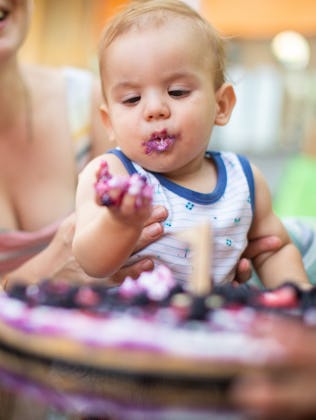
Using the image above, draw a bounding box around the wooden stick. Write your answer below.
[175,221,213,295]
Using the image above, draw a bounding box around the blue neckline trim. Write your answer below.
[108,148,227,205]
[152,152,226,204]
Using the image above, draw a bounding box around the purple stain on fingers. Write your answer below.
[101,194,114,206]
[95,160,153,208]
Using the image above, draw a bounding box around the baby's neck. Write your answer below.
[163,157,217,194]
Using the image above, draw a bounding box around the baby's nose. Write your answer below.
[145,96,170,120]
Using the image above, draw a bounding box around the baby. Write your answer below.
[73,0,310,290]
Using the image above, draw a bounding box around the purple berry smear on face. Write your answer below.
[143,130,175,154]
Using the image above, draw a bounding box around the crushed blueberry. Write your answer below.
[7,277,316,322]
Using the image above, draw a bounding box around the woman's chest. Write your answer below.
[0,126,78,231]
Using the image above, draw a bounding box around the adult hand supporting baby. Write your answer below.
[49,216,279,287]
[2,206,168,291]
[2,208,282,291]
[233,235,282,286]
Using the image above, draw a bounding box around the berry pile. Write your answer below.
[8,276,316,322]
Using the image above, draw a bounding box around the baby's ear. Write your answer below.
[214,83,236,126]
[99,103,115,143]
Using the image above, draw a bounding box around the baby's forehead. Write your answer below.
[106,20,210,67]
[104,10,208,49]
[128,10,192,27]
[116,19,210,65]
[100,8,224,88]
[129,17,199,40]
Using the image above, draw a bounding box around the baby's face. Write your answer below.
[100,21,220,177]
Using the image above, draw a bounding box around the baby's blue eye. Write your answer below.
[123,96,141,105]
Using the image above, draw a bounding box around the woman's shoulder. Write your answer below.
[24,63,63,85]
[24,64,94,95]
[22,64,67,107]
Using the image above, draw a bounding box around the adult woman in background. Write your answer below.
[0,0,169,290]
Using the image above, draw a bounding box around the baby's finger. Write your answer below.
[120,192,152,217]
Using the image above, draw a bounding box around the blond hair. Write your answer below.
[99,0,226,89]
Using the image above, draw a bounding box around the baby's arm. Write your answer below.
[73,155,152,278]
[248,165,310,290]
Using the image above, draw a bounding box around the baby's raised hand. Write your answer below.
[94,161,153,218]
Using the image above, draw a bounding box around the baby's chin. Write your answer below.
[141,160,174,175]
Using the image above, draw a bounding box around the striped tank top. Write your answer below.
[108,148,255,287]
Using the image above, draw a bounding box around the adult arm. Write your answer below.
[233,235,282,286]
[248,165,310,289]
[2,206,167,291]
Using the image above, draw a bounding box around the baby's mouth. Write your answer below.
[143,130,176,155]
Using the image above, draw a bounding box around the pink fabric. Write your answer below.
[0,220,61,275]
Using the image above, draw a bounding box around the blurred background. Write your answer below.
[20,0,316,217]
